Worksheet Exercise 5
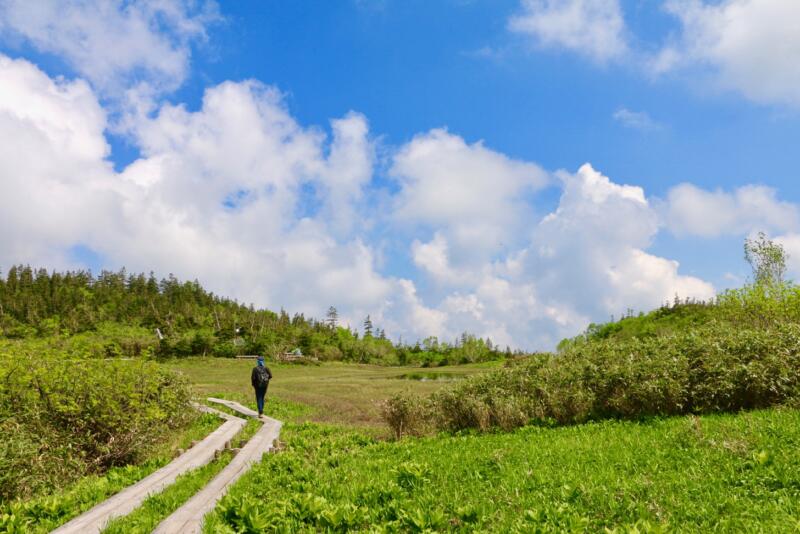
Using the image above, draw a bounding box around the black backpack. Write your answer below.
[254,366,271,388]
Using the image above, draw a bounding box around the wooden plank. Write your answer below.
[206,397,260,418]
[152,415,282,534]
[50,407,245,534]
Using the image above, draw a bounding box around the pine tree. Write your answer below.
[326,306,338,328]
[363,315,373,337]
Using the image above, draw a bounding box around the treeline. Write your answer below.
[0,265,508,365]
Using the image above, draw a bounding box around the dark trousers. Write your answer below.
[255,384,268,415]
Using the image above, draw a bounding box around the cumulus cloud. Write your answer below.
[0,54,719,350]
[654,0,800,107]
[392,128,549,267]
[527,164,714,339]
[398,163,715,349]
[111,80,418,332]
[317,112,375,237]
[508,0,628,63]
[0,53,445,345]
[0,54,115,267]
[0,0,218,95]
[661,183,800,238]
[775,234,800,280]
[411,233,465,286]
[505,1,800,108]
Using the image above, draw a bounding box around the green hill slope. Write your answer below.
[0,265,505,365]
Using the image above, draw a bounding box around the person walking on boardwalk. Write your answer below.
[251,356,272,417]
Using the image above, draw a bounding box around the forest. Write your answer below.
[0,265,507,366]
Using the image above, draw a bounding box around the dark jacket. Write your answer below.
[251,365,273,388]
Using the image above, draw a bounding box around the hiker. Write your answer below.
[251,356,273,417]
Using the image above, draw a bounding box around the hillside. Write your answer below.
[0,265,506,365]
[4,238,800,532]
[558,298,717,349]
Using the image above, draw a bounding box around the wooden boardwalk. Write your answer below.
[152,398,282,534]
[50,405,246,534]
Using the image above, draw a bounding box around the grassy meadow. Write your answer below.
[171,357,800,532]
[2,352,799,532]
[206,409,800,533]
[165,358,499,428]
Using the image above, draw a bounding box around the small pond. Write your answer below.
[393,372,464,381]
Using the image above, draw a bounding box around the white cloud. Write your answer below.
[397,163,715,349]
[0,54,436,346]
[0,54,115,267]
[392,128,549,266]
[775,234,800,280]
[387,279,449,341]
[661,183,800,238]
[0,52,734,351]
[0,0,218,95]
[613,107,662,131]
[509,0,628,63]
[655,0,800,107]
[505,1,800,108]
[411,233,466,286]
[317,112,375,237]
[114,80,403,327]
[528,164,714,335]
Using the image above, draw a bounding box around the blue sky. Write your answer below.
[1,0,799,349]
[191,0,800,283]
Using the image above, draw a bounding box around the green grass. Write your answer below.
[0,412,222,533]
[165,358,497,427]
[205,408,800,533]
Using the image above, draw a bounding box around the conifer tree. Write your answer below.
[326,306,338,328]
[363,315,373,337]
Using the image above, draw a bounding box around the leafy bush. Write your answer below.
[380,394,431,439]
[0,412,221,533]
[386,319,800,435]
[0,355,193,500]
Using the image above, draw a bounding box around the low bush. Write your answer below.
[0,412,221,533]
[379,393,431,439]
[0,354,193,500]
[384,321,800,435]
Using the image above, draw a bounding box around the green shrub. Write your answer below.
[0,355,193,500]
[390,321,800,434]
[380,394,431,439]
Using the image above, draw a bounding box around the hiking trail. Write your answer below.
[152,398,281,534]
[49,399,281,534]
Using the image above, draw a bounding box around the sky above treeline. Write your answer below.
[1,0,799,350]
